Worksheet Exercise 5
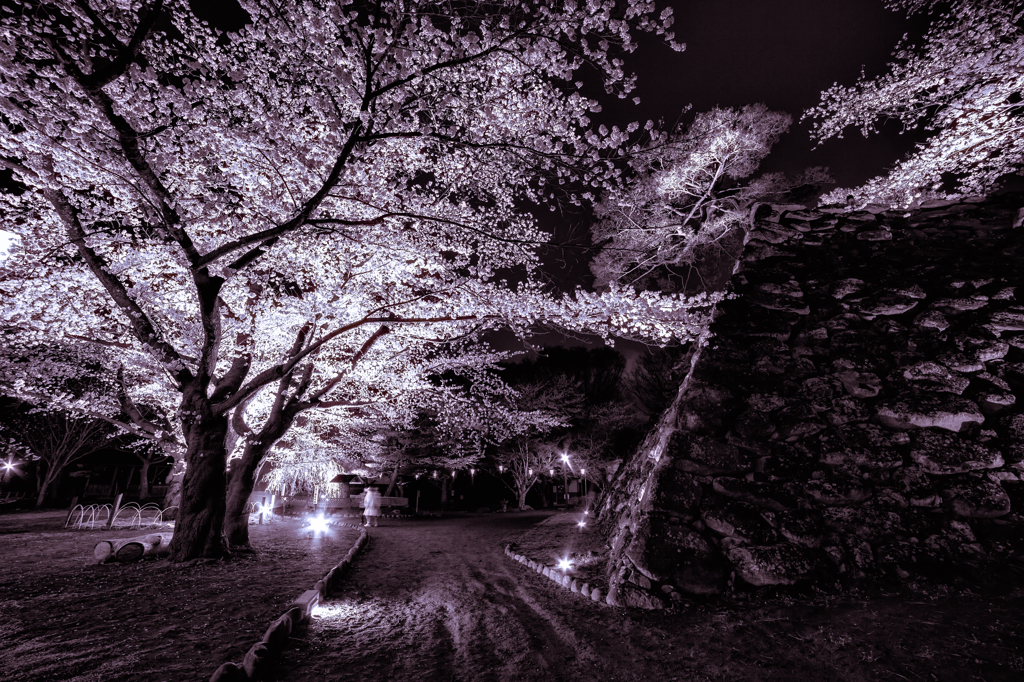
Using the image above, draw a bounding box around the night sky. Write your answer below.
[610,0,933,194]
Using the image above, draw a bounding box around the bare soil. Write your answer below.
[276,510,1024,682]
[0,509,360,682]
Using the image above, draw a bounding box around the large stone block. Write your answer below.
[668,432,750,475]
[727,544,822,586]
[758,442,818,480]
[942,480,1012,518]
[702,501,777,544]
[805,478,873,506]
[712,477,800,511]
[877,394,984,432]
[890,466,941,507]
[776,509,825,547]
[910,430,1004,474]
[821,506,905,540]
[624,513,713,582]
[649,466,703,514]
[619,584,665,610]
[821,424,906,469]
[1004,414,1024,464]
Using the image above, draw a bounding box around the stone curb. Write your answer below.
[503,544,609,606]
[209,520,368,681]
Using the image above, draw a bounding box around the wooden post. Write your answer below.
[415,490,421,514]
[259,495,266,524]
[269,494,276,521]
[106,493,123,529]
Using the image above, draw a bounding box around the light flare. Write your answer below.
[557,557,573,572]
[305,514,330,535]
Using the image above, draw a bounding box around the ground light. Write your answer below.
[577,520,586,529]
[304,514,330,536]
[557,557,573,572]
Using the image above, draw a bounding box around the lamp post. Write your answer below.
[560,453,570,507]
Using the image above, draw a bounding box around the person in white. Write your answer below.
[362,486,382,527]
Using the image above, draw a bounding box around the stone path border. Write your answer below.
[503,543,608,606]
[208,519,368,681]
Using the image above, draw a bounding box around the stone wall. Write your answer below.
[598,193,1024,609]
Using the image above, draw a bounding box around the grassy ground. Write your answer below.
[506,510,609,591]
[0,509,360,682]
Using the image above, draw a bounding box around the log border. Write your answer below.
[208,519,368,682]
[503,543,612,607]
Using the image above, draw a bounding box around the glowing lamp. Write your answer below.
[498,465,504,473]
[560,453,569,463]
[557,558,573,572]
[305,515,330,535]
[528,469,533,476]
[577,520,586,528]
[292,589,320,621]
[581,469,585,476]
[583,510,588,516]
[549,469,554,476]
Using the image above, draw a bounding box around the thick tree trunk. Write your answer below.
[384,463,400,497]
[223,439,272,548]
[138,459,151,500]
[167,400,230,561]
[163,457,184,514]
[440,476,450,508]
[517,486,528,510]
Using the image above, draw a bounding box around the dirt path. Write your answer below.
[277,512,1024,682]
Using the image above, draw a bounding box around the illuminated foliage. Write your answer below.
[0,0,709,559]
[805,0,1024,207]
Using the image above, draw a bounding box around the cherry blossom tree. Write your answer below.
[590,104,830,290]
[0,0,716,561]
[805,0,1024,208]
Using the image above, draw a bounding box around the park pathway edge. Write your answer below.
[208,519,368,682]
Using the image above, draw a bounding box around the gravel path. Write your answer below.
[275,512,1024,682]
[276,511,600,682]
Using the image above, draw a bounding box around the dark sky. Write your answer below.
[613,0,932,190]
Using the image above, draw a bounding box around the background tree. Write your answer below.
[491,347,643,506]
[0,0,710,560]
[0,404,114,507]
[805,0,1024,208]
[590,104,831,291]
